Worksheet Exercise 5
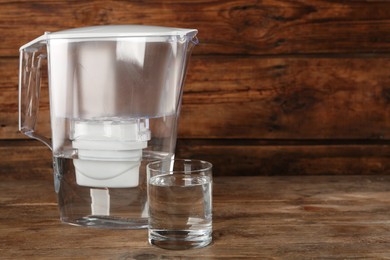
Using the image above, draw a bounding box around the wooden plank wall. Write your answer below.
[1,0,390,177]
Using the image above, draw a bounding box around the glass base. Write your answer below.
[149,229,212,250]
[62,215,148,229]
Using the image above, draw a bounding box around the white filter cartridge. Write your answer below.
[71,119,150,188]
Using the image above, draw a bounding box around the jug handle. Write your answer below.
[19,35,52,150]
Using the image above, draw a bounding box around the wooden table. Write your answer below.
[2,175,390,258]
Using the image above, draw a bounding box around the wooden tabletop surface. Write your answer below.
[2,175,390,259]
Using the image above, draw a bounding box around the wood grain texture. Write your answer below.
[2,175,390,258]
[2,0,390,177]
[178,139,390,176]
[3,56,390,139]
[2,140,390,178]
[0,141,52,180]
[1,0,390,56]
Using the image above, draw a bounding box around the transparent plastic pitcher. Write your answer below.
[19,25,198,229]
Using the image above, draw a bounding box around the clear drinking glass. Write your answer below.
[147,159,213,250]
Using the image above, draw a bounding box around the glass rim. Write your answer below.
[147,159,212,174]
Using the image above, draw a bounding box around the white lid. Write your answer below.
[20,25,198,51]
[47,25,198,39]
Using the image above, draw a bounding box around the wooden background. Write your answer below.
[1,0,390,177]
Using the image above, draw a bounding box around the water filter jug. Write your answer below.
[19,25,198,228]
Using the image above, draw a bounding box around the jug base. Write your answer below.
[62,215,148,229]
[54,157,149,230]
